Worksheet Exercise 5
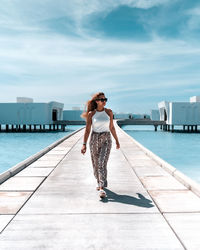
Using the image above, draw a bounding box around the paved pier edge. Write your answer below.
[116,121,200,198]
[0,127,85,185]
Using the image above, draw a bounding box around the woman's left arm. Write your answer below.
[108,109,120,149]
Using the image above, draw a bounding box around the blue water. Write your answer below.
[122,125,200,183]
[0,125,84,174]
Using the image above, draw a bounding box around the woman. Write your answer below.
[81,92,120,198]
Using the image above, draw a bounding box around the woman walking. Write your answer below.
[81,92,120,198]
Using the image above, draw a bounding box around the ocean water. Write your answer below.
[122,125,200,184]
[0,125,84,174]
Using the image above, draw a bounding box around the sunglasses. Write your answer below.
[96,98,108,102]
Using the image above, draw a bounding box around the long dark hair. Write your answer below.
[81,92,105,119]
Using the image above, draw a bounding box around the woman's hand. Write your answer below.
[116,140,120,149]
[81,145,87,154]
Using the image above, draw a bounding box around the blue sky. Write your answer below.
[0,0,200,113]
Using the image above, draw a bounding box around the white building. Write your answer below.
[150,110,160,121]
[158,96,200,125]
[63,110,84,121]
[114,113,131,119]
[0,97,64,125]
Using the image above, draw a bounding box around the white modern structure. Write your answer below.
[0,97,64,126]
[63,110,84,121]
[158,96,200,131]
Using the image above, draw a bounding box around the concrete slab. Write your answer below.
[37,155,64,161]
[45,151,66,155]
[0,214,184,250]
[48,149,71,154]
[15,168,54,177]
[128,159,160,167]
[140,176,188,190]
[0,215,14,233]
[18,183,158,214]
[0,192,32,214]
[0,177,45,191]
[133,165,171,177]
[149,190,200,212]
[28,161,60,168]
[164,213,200,250]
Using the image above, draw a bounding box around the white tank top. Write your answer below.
[92,109,110,132]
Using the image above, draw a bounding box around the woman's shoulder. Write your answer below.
[105,108,113,115]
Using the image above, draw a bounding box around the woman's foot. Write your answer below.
[96,183,100,191]
[99,188,106,198]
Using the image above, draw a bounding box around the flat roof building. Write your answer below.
[0,97,64,131]
[158,96,200,127]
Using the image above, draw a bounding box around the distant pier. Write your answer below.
[0,124,67,133]
[117,118,166,131]
[1,119,200,133]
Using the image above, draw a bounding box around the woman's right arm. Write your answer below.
[81,112,93,154]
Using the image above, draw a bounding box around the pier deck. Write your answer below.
[0,125,200,249]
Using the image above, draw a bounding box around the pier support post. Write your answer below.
[172,125,174,132]
[154,125,157,131]
[29,125,32,132]
[43,125,45,131]
[6,124,9,132]
[62,125,65,131]
[187,126,189,132]
[160,125,163,130]
[53,124,56,131]
[23,125,26,132]
[183,125,185,131]
[0,125,1,131]
[34,125,36,131]
[195,125,198,132]
[49,125,52,131]
[11,125,14,131]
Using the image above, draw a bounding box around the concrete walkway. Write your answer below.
[0,125,200,249]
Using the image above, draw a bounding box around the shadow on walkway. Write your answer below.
[100,188,154,208]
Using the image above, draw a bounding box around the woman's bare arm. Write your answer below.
[107,109,120,149]
[81,111,93,154]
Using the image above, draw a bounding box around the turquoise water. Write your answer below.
[122,125,200,184]
[0,125,84,174]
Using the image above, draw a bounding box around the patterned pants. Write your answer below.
[89,131,112,188]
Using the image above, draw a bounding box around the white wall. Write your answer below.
[158,101,200,125]
[170,102,200,125]
[158,101,170,122]
[0,102,64,124]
